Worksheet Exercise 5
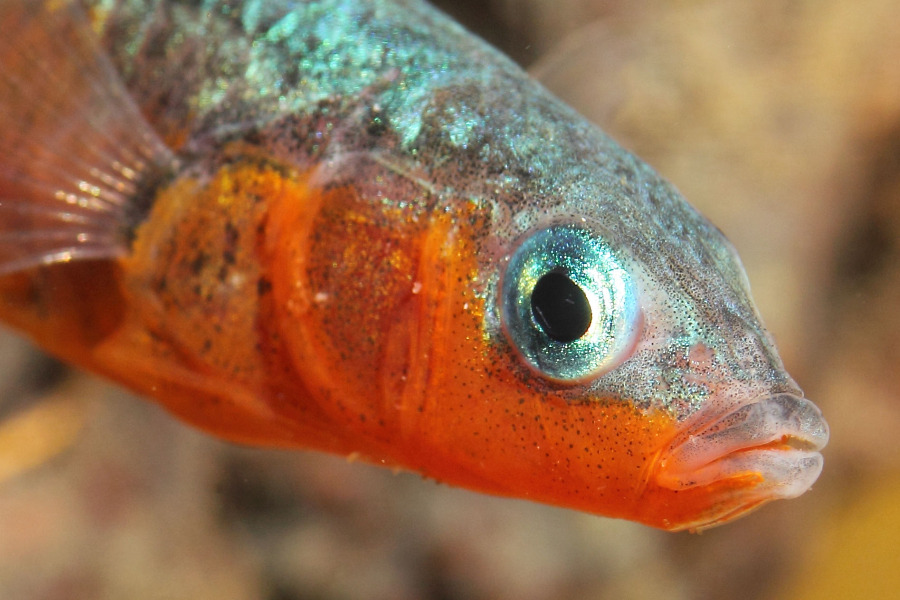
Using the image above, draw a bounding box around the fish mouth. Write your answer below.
[655,393,829,525]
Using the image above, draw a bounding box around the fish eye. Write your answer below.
[501,224,641,383]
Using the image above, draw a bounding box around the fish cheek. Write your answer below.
[267,178,445,455]
[400,278,697,524]
[411,351,677,521]
[374,225,663,510]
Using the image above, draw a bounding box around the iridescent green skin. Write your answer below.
[87,0,797,419]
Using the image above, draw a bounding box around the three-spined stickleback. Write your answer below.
[0,0,828,531]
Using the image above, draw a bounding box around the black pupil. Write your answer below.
[530,271,592,343]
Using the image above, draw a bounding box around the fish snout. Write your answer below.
[656,393,829,504]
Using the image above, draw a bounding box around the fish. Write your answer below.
[0,0,828,531]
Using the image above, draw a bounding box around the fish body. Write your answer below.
[0,0,827,530]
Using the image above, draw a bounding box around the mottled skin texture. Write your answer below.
[0,0,826,530]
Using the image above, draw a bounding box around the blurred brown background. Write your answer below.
[2,1,899,598]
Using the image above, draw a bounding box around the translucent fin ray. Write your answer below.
[0,0,177,275]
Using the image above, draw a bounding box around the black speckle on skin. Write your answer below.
[257,277,273,296]
[243,127,264,146]
[223,221,239,265]
[366,105,389,137]
[189,252,208,275]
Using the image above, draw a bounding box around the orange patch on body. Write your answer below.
[114,161,355,450]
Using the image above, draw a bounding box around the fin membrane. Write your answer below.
[0,0,177,275]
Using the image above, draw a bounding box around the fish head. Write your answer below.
[422,129,830,530]
[265,83,827,531]
[486,214,829,530]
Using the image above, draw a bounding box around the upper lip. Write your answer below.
[655,392,829,492]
